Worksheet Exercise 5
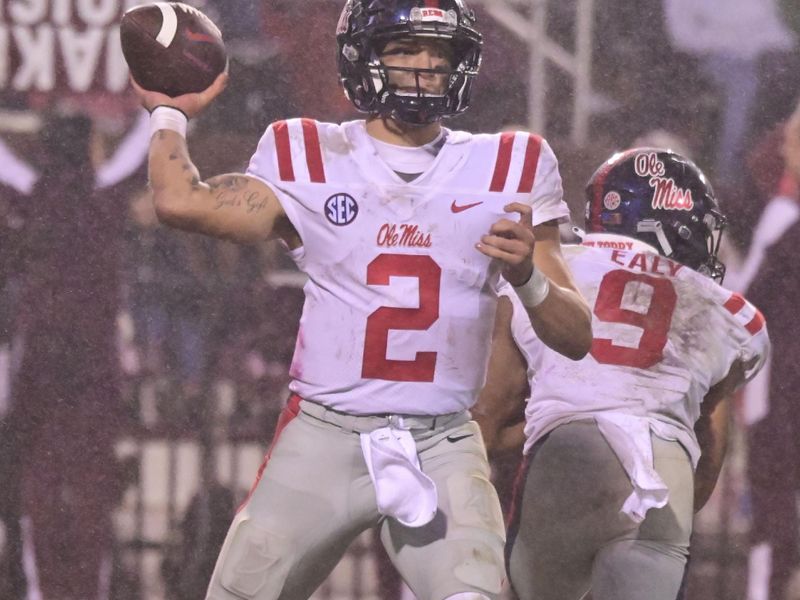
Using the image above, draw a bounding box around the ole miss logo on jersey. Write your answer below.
[377,223,433,248]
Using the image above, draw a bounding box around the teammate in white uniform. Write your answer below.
[131,1,592,598]
[475,148,770,600]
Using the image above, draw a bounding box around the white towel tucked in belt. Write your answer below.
[594,414,669,523]
[360,427,438,528]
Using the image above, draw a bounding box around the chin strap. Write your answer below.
[637,219,674,257]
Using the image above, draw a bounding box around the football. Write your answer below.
[120,2,227,97]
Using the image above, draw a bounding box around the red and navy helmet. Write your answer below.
[585,148,727,281]
[336,0,482,125]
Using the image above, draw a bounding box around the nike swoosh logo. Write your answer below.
[184,30,217,44]
[451,200,483,213]
[446,433,474,443]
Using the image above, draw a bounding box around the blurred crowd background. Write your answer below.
[0,0,799,599]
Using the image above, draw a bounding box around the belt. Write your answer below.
[296,396,469,434]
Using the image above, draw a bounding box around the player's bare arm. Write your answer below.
[148,134,289,244]
[477,204,592,360]
[693,357,752,512]
[528,222,592,359]
[472,296,529,457]
[693,396,730,513]
[132,74,298,246]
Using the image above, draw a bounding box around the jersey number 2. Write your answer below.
[590,270,677,369]
[362,254,441,382]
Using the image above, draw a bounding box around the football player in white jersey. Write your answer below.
[131,1,592,598]
[474,149,770,600]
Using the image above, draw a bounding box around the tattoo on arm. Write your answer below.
[208,176,269,214]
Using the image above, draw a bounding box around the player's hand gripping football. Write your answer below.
[476,202,535,286]
[130,71,228,118]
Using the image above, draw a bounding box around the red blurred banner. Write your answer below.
[0,0,147,94]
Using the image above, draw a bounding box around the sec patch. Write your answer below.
[325,193,358,226]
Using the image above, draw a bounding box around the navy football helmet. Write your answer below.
[336,0,482,125]
[585,148,727,281]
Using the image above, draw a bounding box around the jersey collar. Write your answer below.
[581,232,660,255]
[343,120,472,187]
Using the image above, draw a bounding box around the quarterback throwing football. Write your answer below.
[132,1,591,599]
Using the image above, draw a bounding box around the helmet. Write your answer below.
[585,148,727,281]
[336,0,482,125]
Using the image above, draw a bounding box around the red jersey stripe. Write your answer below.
[237,393,302,513]
[424,0,440,7]
[517,134,542,193]
[506,453,531,529]
[723,292,746,315]
[301,118,326,183]
[745,308,766,335]
[489,132,515,192]
[273,120,295,182]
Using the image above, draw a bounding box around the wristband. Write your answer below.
[513,268,550,308]
[150,106,188,139]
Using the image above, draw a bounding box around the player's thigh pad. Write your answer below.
[206,412,378,599]
[382,421,506,600]
[592,434,693,600]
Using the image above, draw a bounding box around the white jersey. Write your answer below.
[503,233,770,467]
[247,118,568,415]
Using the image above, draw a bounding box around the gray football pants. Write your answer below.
[507,419,694,600]
[205,399,506,600]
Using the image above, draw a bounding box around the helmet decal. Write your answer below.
[633,151,695,211]
[633,152,665,178]
[585,148,727,282]
[337,1,353,35]
[649,177,694,211]
[408,7,458,26]
[603,191,621,210]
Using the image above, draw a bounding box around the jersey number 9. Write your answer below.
[591,270,677,369]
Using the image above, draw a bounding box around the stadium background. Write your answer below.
[0,1,798,598]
